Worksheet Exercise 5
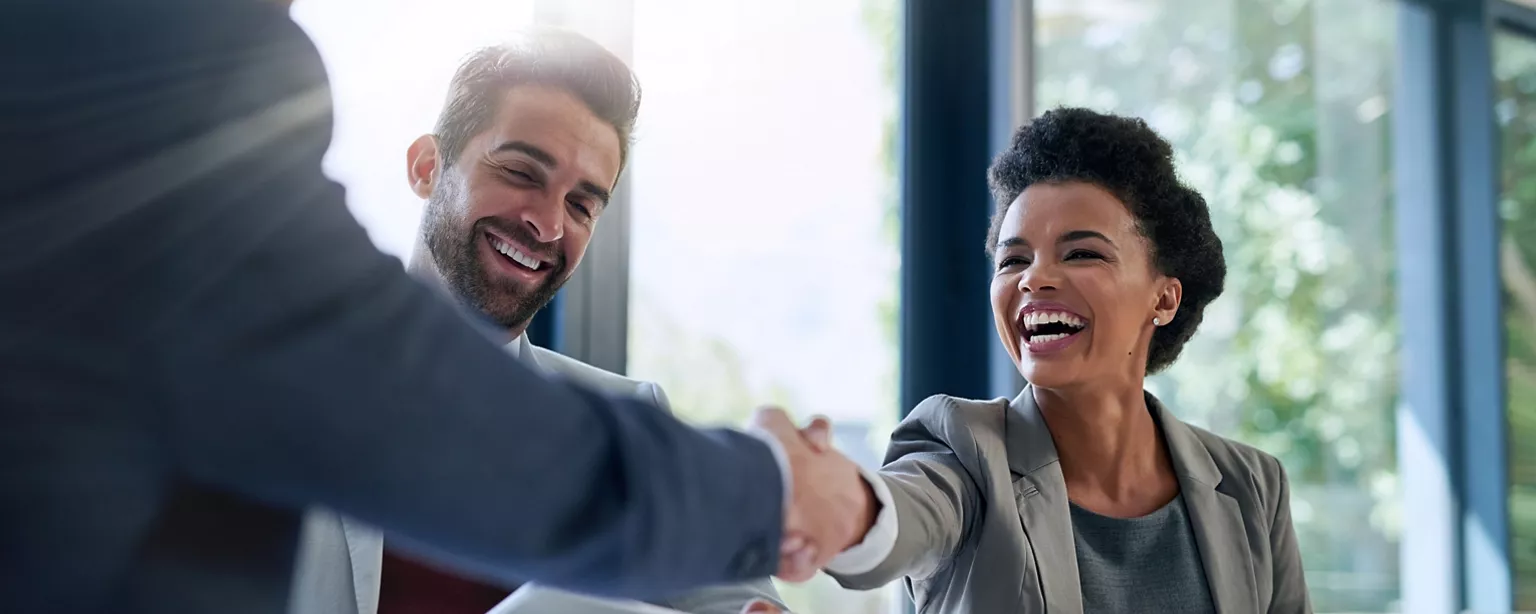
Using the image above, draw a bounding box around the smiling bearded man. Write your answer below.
[287,30,791,614]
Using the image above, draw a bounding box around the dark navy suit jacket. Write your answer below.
[0,1,783,612]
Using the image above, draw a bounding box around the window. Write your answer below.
[624,0,902,612]
[1035,0,1400,610]
[1496,28,1536,612]
[291,0,538,258]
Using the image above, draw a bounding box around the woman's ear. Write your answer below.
[1152,277,1182,327]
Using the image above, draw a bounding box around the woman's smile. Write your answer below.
[1017,302,1089,354]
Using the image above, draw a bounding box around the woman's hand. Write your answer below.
[799,415,880,547]
[751,409,875,581]
[740,598,784,614]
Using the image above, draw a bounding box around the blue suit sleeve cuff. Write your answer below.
[743,428,793,513]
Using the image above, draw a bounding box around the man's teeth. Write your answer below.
[1022,310,1086,331]
[491,238,541,271]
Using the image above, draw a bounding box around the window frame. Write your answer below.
[1396,0,1512,611]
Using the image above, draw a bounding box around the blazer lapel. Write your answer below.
[340,519,385,614]
[1006,388,1083,614]
[1152,397,1258,614]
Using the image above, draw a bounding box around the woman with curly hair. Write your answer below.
[821,108,1311,613]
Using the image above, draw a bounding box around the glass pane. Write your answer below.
[1036,0,1400,610]
[1496,29,1536,613]
[291,0,538,258]
[625,0,902,612]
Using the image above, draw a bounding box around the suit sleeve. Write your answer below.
[1266,459,1313,613]
[640,381,792,613]
[18,0,783,599]
[826,396,982,589]
[647,381,674,414]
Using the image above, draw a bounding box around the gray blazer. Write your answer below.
[289,336,786,614]
[829,388,1311,613]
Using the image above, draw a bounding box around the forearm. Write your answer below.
[161,259,786,596]
[824,433,978,588]
[825,474,960,589]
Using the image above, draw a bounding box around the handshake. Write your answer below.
[746,408,880,584]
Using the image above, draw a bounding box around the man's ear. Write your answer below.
[1153,277,1183,327]
[406,134,443,200]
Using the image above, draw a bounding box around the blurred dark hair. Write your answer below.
[434,28,641,173]
[986,107,1226,373]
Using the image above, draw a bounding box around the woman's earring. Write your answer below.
[1153,317,1161,326]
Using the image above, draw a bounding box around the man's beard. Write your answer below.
[421,191,568,330]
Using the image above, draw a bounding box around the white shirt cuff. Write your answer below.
[823,465,897,575]
[744,428,794,513]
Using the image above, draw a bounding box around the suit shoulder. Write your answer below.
[908,393,1008,423]
[902,394,1011,445]
[1185,424,1289,494]
[528,346,666,403]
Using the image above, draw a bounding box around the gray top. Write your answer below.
[1070,495,1217,614]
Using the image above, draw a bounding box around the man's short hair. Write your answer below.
[434,29,641,173]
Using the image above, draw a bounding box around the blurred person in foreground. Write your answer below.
[819,108,1312,613]
[289,34,788,614]
[0,1,876,612]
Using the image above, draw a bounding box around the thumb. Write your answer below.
[802,415,833,452]
[750,406,796,435]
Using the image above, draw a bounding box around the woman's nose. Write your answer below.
[1017,262,1058,293]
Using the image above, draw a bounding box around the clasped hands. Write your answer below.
[747,407,880,585]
